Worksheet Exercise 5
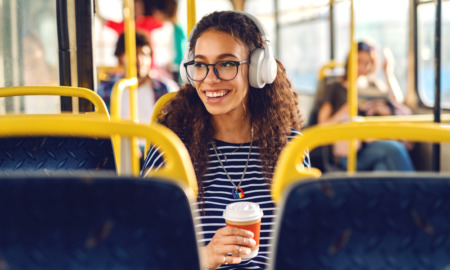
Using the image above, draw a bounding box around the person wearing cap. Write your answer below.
[140,11,310,270]
[316,40,415,171]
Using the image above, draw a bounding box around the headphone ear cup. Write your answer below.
[249,48,265,88]
[262,54,277,84]
[179,50,194,87]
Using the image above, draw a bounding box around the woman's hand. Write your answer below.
[359,99,392,116]
[200,226,256,269]
[382,47,395,76]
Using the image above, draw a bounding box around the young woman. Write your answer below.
[317,41,414,171]
[141,11,310,269]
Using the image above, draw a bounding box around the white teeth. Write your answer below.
[205,91,227,98]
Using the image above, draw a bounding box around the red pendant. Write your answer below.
[232,187,245,199]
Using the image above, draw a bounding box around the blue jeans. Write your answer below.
[339,140,415,171]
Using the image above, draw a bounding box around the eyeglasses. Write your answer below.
[183,60,249,82]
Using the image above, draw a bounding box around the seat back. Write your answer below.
[0,115,197,196]
[0,136,116,172]
[0,87,116,173]
[270,174,450,270]
[306,61,344,173]
[271,121,450,203]
[0,175,200,270]
[150,91,177,124]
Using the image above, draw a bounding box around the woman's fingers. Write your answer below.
[220,226,254,238]
[202,226,257,268]
[223,254,242,265]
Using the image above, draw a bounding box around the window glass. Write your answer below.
[280,21,329,94]
[335,0,409,98]
[276,1,330,93]
[0,0,59,113]
[245,0,276,60]
[417,2,450,108]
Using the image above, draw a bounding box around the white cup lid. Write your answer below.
[223,202,264,222]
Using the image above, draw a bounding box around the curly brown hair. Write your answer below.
[157,11,302,198]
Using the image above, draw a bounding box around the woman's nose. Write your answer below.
[203,66,220,83]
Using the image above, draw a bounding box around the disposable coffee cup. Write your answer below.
[223,202,263,259]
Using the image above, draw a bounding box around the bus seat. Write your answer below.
[270,174,450,270]
[0,174,201,270]
[305,62,344,173]
[0,136,116,172]
[150,91,177,124]
[0,115,197,196]
[271,121,450,204]
[0,87,116,173]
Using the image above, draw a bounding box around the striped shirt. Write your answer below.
[141,129,310,270]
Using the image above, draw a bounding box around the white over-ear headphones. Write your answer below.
[179,11,277,89]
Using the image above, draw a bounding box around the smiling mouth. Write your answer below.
[204,90,230,98]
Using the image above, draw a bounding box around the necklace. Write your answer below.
[216,141,246,162]
[211,127,253,199]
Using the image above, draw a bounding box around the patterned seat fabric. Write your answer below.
[272,174,450,270]
[0,175,200,270]
[0,137,116,172]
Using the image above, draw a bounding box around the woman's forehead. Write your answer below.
[194,29,248,60]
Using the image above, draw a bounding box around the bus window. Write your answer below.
[334,0,409,99]
[276,1,330,94]
[0,0,59,113]
[417,2,450,108]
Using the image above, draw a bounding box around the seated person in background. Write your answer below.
[141,11,310,269]
[97,32,178,160]
[97,32,178,123]
[317,41,414,171]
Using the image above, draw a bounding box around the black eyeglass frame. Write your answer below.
[183,60,249,82]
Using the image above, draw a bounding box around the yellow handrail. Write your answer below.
[347,0,357,173]
[362,114,450,123]
[0,114,198,198]
[271,121,450,203]
[0,86,109,119]
[187,0,197,35]
[318,61,345,81]
[109,78,139,175]
[148,92,178,155]
[122,0,140,176]
[110,78,139,121]
[97,66,123,82]
[150,92,177,125]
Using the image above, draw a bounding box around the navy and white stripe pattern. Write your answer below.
[141,129,310,270]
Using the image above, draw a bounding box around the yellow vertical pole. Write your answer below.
[187,0,197,35]
[123,0,140,175]
[347,0,357,173]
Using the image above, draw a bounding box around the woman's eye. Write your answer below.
[221,61,237,67]
[194,62,206,68]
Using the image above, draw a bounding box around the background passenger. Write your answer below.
[140,11,310,270]
[97,32,178,159]
[97,32,178,123]
[317,41,414,171]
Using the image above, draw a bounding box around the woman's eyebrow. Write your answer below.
[194,53,239,60]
